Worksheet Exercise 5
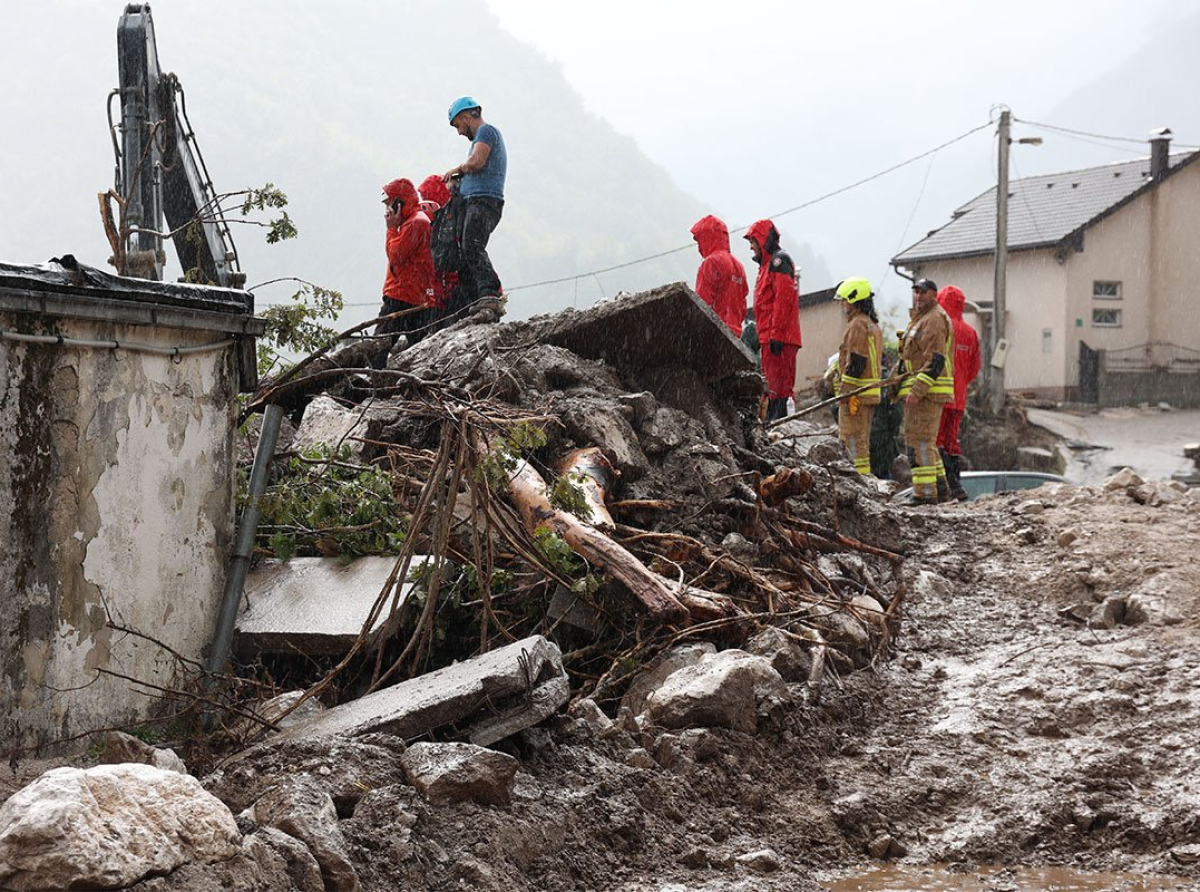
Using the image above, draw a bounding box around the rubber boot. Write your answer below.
[936,475,951,504]
[946,454,968,501]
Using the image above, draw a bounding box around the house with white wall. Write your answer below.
[891,131,1200,403]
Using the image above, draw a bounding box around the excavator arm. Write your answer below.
[106,3,245,289]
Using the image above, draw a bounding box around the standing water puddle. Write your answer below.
[822,864,1197,891]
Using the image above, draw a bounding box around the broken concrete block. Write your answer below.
[291,395,386,462]
[0,765,240,892]
[642,649,788,733]
[236,557,427,657]
[401,742,518,806]
[530,282,755,383]
[280,636,568,747]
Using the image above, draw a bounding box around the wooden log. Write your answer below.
[758,467,814,507]
[555,447,617,532]
[505,457,689,624]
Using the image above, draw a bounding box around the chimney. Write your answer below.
[1149,127,1172,179]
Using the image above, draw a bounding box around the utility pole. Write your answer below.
[990,108,1011,415]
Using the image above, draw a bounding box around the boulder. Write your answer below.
[204,733,407,816]
[400,742,518,806]
[0,764,239,891]
[99,730,188,774]
[251,777,361,892]
[244,827,325,892]
[291,395,388,462]
[568,698,614,735]
[736,848,782,873]
[642,649,788,733]
[1103,467,1143,491]
[620,642,716,716]
[744,626,812,683]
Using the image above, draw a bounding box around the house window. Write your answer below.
[1093,281,1122,299]
[1092,308,1122,327]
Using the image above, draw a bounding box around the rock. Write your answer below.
[1015,499,1046,516]
[642,649,789,733]
[620,642,717,717]
[1103,467,1144,491]
[245,827,325,892]
[1124,592,1184,627]
[344,784,421,862]
[909,568,952,603]
[568,698,613,735]
[625,748,657,770]
[1171,843,1200,865]
[401,741,518,806]
[1087,596,1126,630]
[814,608,871,654]
[1070,806,1096,832]
[744,626,812,683]
[204,734,407,815]
[617,390,657,426]
[677,848,710,868]
[251,776,362,892]
[677,728,721,762]
[850,594,886,631]
[736,848,781,873]
[0,764,240,891]
[99,730,188,774]
[867,833,904,860]
[652,733,683,769]
[1057,528,1080,548]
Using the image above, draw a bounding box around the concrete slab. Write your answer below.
[235,557,426,657]
[280,636,568,746]
[529,282,756,383]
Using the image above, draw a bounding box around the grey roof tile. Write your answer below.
[893,152,1197,264]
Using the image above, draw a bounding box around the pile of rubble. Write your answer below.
[0,284,929,891]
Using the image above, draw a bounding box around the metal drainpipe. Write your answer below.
[206,402,284,676]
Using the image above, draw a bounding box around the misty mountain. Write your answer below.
[2,0,824,324]
[1032,8,1200,171]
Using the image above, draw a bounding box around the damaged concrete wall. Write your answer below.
[0,276,256,751]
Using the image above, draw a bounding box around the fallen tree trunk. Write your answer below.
[504,456,690,624]
[556,448,617,532]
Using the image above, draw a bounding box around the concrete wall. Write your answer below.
[795,298,843,398]
[1,307,242,751]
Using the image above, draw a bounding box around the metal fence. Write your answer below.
[1081,340,1200,406]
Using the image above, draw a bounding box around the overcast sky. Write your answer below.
[484,0,1197,301]
[1,0,1197,319]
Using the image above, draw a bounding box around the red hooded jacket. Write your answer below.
[744,220,801,348]
[690,215,748,335]
[937,285,980,410]
[383,178,437,308]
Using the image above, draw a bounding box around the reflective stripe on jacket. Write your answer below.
[837,311,883,404]
[898,301,954,402]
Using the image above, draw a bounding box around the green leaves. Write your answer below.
[256,280,344,377]
[246,444,405,561]
[239,184,297,244]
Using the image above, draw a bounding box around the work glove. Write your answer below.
[768,339,784,356]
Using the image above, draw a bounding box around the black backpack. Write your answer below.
[430,191,462,274]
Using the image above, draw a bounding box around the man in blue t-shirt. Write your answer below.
[442,96,506,322]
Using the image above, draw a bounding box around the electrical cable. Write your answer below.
[1014,117,1200,151]
[1,329,234,358]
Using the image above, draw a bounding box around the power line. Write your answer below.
[1014,117,1200,151]
[503,119,994,294]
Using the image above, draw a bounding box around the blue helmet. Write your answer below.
[447,96,481,123]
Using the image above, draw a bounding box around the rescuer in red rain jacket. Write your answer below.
[744,219,802,422]
[690,215,748,336]
[376,178,437,363]
[936,285,981,500]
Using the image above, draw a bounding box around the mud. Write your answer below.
[823,863,1196,891]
